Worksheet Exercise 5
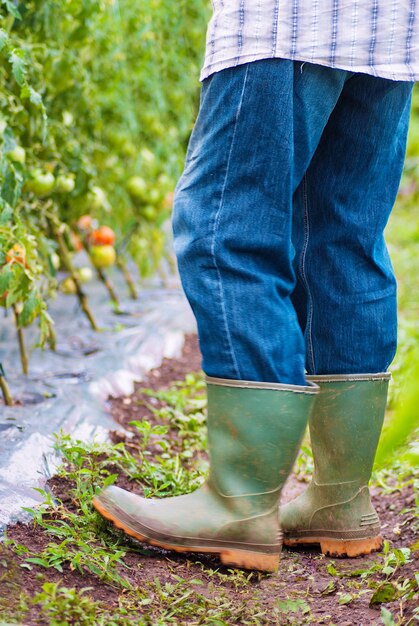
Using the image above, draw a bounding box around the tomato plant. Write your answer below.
[0,0,208,396]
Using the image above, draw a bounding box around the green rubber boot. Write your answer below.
[93,376,319,572]
[281,373,390,557]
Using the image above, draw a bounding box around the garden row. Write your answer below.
[0,0,208,404]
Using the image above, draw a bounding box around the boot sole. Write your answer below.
[283,535,383,557]
[93,497,280,573]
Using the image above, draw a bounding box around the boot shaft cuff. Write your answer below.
[206,376,319,394]
[306,372,391,383]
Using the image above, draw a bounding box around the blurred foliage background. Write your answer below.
[0,0,208,342]
[379,89,419,467]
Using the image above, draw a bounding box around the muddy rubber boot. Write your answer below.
[281,373,390,557]
[93,376,319,572]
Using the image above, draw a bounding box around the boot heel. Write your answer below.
[220,549,280,572]
[320,535,383,557]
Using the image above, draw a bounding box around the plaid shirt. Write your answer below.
[201,1,418,82]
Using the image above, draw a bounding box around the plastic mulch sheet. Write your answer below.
[0,263,196,532]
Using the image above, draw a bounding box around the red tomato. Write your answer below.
[89,226,115,246]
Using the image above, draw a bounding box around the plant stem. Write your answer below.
[47,319,57,351]
[13,305,29,375]
[0,364,13,406]
[116,256,138,300]
[95,266,120,308]
[53,223,99,331]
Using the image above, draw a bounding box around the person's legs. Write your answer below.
[292,74,413,375]
[93,60,355,572]
[283,77,413,556]
[173,59,349,385]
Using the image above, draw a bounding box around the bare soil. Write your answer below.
[2,335,418,625]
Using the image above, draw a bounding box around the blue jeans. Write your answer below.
[172,59,413,386]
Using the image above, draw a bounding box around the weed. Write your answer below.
[273,596,312,625]
[324,540,418,621]
[191,559,267,590]
[4,375,210,591]
[10,435,137,588]
[139,372,208,467]
[294,441,314,480]
[33,582,99,625]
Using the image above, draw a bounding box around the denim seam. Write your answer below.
[209,66,251,380]
[301,174,316,373]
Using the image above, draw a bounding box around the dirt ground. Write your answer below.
[2,335,418,625]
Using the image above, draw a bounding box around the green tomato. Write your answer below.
[148,188,162,203]
[90,245,116,269]
[149,119,165,137]
[63,111,74,126]
[121,143,136,158]
[135,237,148,252]
[88,186,107,210]
[28,171,55,197]
[51,252,60,271]
[140,148,155,164]
[8,146,26,164]
[60,277,77,295]
[56,174,75,193]
[127,176,148,199]
[157,173,172,190]
[76,266,94,283]
[141,205,157,221]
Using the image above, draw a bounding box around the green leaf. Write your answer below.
[2,0,21,19]
[20,84,43,108]
[338,593,354,605]
[375,357,419,467]
[26,557,49,567]
[0,28,9,51]
[2,126,15,151]
[0,202,12,224]
[20,290,39,326]
[380,607,396,626]
[9,48,26,85]
[370,582,398,606]
[320,581,337,595]
[1,167,18,206]
[102,474,118,487]
[0,264,12,294]
[326,563,338,576]
[276,598,310,614]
